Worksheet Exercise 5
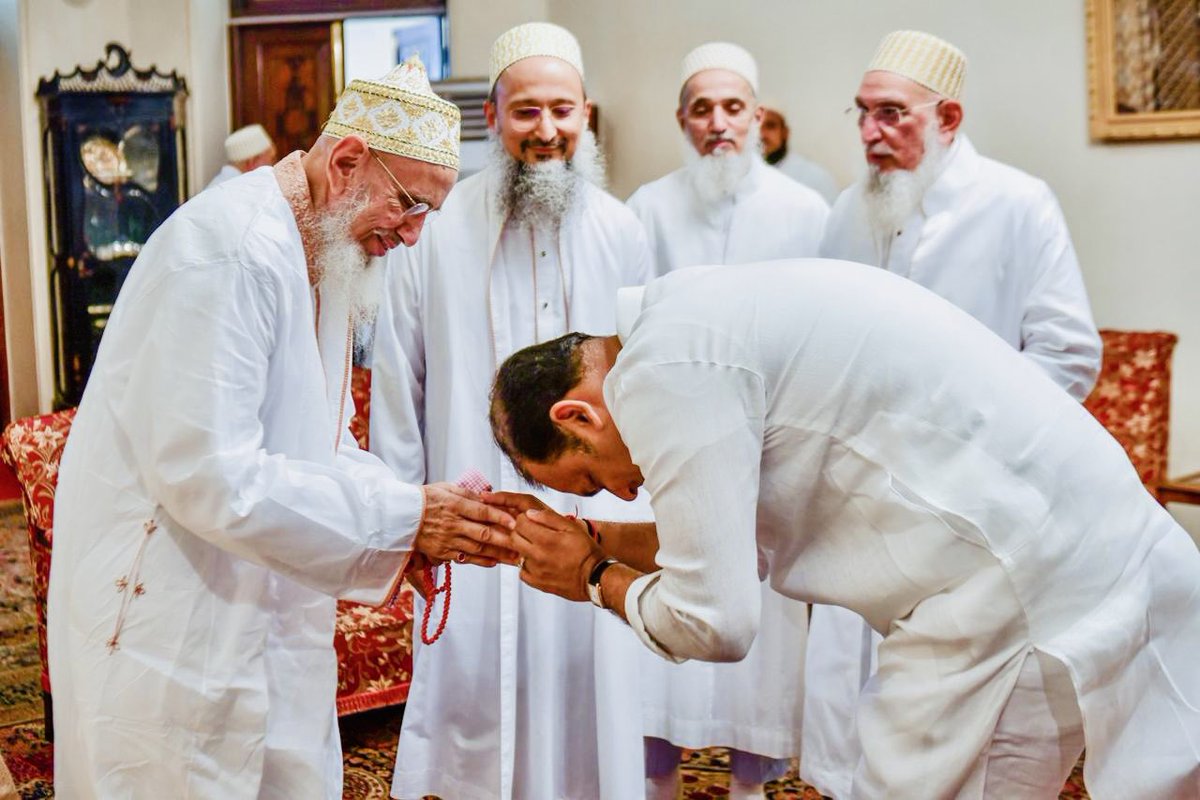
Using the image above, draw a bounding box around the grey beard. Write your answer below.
[682,123,761,206]
[862,122,948,240]
[315,188,384,331]
[491,128,606,229]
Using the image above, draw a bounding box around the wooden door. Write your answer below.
[231,23,335,158]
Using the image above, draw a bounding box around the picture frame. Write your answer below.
[1086,0,1200,141]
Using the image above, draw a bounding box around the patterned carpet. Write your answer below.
[0,503,41,728]
[0,501,1089,799]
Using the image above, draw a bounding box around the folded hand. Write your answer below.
[414,483,520,568]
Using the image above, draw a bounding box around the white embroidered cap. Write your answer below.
[489,22,584,91]
[866,30,967,100]
[680,42,759,93]
[322,55,461,170]
[224,124,272,162]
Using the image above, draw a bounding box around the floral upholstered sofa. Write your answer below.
[0,366,412,737]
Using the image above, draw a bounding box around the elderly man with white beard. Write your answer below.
[47,59,521,799]
[803,30,1103,799]
[369,22,652,800]
[626,42,827,800]
[628,43,828,279]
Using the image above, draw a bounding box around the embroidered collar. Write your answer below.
[273,150,321,285]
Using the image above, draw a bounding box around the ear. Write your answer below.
[938,100,964,136]
[752,103,766,126]
[484,98,498,133]
[676,105,687,131]
[548,399,604,437]
[583,97,594,128]
[326,135,370,201]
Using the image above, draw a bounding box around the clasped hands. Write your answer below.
[410,485,602,602]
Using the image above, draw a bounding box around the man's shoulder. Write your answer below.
[756,164,830,211]
[968,149,1056,206]
[579,181,647,232]
[628,168,687,205]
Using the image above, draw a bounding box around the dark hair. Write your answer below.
[490,333,595,471]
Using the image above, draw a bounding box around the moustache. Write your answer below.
[521,137,568,154]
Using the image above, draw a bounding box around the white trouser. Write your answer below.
[802,606,1084,799]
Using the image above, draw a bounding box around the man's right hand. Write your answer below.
[414,483,520,568]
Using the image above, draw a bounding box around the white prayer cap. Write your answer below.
[323,55,461,170]
[489,22,585,91]
[866,30,967,100]
[224,124,272,163]
[680,42,759,94]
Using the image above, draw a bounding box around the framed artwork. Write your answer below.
[1087,0,1200,140]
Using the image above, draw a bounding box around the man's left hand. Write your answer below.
[512,508,603,602]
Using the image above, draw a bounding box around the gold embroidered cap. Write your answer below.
[866,30,966,100]
[322,55,461,170]
[489,22,584,90]
[680,42,759,93]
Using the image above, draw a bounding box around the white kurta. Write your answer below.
[627,162,827,760]
[628,159,829,279]
[204,163,242,190]
[49,166,424,800]
[614,261,1200,799]
[370,165,653,800]
[809,135,1103,797]
[772,151,839,205]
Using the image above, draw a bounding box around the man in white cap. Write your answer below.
[628,42,828,278]
[49,58,520,799]
[370,22,652,800]
[759,105,839,204]
[625,41,825,800]
[206,122,277,189]
[805,30,1103,798]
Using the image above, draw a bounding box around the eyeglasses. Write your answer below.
[371,151,431,219]
[847,99,942,129]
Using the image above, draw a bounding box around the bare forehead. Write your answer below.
[495,56,585,105]
[856,70,934,106]
[681,69,755,106]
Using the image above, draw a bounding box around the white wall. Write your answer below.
[448,0,548,77]
[547,0,1200,539]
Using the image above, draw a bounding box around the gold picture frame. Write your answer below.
[1087,0,1200,141]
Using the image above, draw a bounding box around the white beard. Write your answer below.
[314,188,384,333]
[861,122,948,240]
[491,128,606,230]
[682,122,761,206]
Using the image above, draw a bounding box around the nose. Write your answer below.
[535,110,556,142]
[397,216,425,247]
[710,107,729,132]
[860,114,884,144]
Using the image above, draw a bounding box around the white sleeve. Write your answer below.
[613,360,765,663]
[1018,185,1102,401]
[368,245,428,483]
[120,259,422,605]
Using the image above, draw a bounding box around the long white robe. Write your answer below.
[626,162,827,760]
[370,165,653,800]
[204,163,242,190]
[772,150,839,205]
[808,135,1103,797]
[628,159,828,279]
[614,261,1200,798]
[49,166,423,800]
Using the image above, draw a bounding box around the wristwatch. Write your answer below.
[586,557,619,608]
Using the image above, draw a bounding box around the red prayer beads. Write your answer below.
[420,561,452,645]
